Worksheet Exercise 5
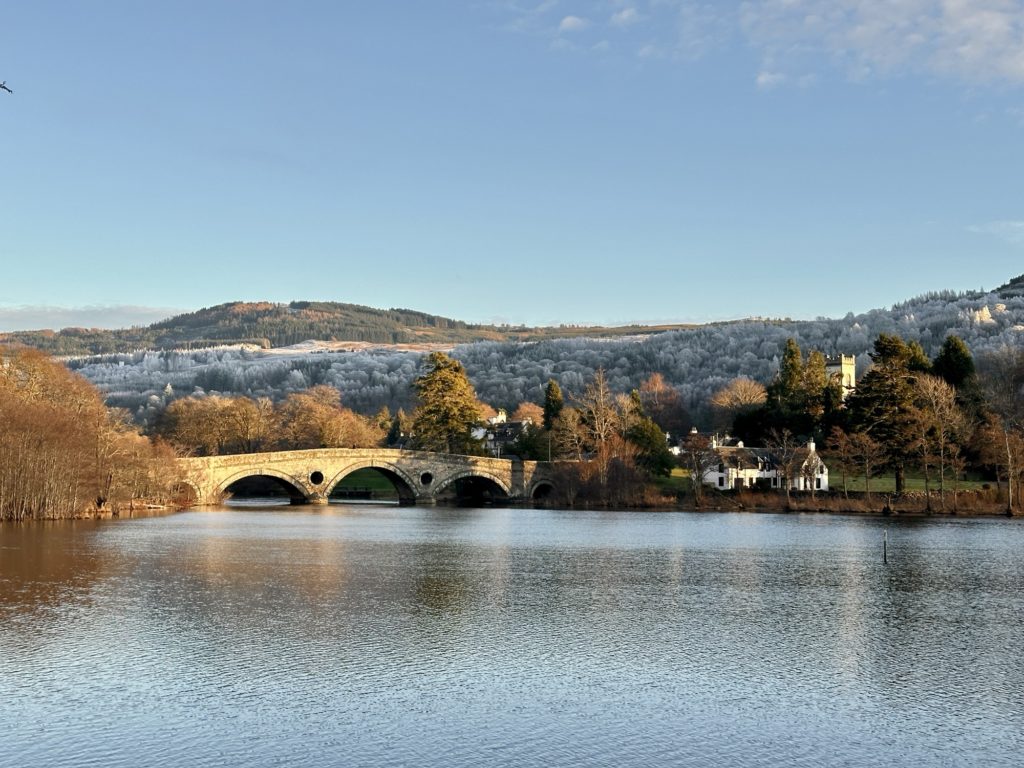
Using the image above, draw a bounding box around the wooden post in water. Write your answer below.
[883,528,888,565]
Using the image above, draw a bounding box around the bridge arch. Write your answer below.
[433,469,511,502]
[529,480,555,501]
[324,462,419,504]
[218,468,309,504]
[172,479,202,506]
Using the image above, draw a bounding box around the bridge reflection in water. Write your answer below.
[177,448,556,506]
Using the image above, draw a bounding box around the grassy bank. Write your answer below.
[645,468,1010,516]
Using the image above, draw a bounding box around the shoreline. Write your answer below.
[3,498,1017,523]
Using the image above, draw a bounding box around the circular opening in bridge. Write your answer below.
[309,471,325,486]
[420,472,433,486]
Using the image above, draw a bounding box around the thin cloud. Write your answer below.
[0,305,185,333]
[559,15,589,32]
[610,7,639,27]
[969,220,1024,245]
[740,0,1024,86]
[494,1,1024,87]
[756,70,786,89]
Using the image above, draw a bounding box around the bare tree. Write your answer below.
[710,377,767,430]
[576,368,619,451]
[948,443,967,513]
[680,431,718,509]
[826,427,856,499]
[552,408,586,461]
[915,374,968,511]
[978,347,1024,514]
[848,431,885,501]
[639,373,688,435]
[766,428,801,508]
[1,346,182,520]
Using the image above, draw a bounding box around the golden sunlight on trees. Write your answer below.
[638,373,688,435]
[276,386,384,449]
[0,347,180,520]
[710,377,767,429]
[410,352,483,455]
[158,385,383,455]
[511,401,543,425]
[978,346,1024,514]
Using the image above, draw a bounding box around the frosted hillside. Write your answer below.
[66,287,1024,428]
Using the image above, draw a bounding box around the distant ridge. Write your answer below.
[0,300,699,356]
[3,277,1021,357]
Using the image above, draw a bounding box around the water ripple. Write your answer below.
[2,509,1023,767]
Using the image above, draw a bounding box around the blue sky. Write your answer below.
[1,1,1022,331]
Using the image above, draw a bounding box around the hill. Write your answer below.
[58,275,1024,429]
[0,300,697,355]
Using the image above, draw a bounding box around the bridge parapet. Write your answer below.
[177,448,555,506]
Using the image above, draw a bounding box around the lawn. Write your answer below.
[828,471,990,494]
[655,467,990,496]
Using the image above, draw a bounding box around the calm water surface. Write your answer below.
[2,506,1022,767]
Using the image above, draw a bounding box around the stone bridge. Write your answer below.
[177,448,556,506]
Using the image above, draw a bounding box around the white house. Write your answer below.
[701,435,829,492]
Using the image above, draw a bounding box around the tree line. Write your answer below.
[707,334,1024,513]
[62,279,1024,432]
[0,347,180,521]
[6,330,1021,518]
[153,352,684,507]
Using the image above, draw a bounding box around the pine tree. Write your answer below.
[542,379,564,431]
[847,334,921,493]
[933,335,976,389]
[410,353,483,455]
[626,416,674,477]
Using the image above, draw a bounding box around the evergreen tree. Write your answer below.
[386,408,411,447]
[542,379,564,431]
[933,335,976,389]
[777,338,804,402]
[410,352,483,455]
[753,338,833,441]
[907,340,933,373]
[626,416,674,477]
[847,334,921,493]
[932,334,983,419]
[800,350,828,422]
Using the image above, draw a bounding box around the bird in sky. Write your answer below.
[0,81,12,93]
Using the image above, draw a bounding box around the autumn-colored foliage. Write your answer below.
[0,347,180,520]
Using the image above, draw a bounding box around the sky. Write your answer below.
[1,1,1023,331]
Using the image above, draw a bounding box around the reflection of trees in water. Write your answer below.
[414,572,468,613]
[433,477,508,506]
[409,538,478,615]
[0,522,111,628]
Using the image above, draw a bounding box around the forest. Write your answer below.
[62,278,1024,432]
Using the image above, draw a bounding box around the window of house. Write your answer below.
[816,478,821,489]
[718,476,724,487]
